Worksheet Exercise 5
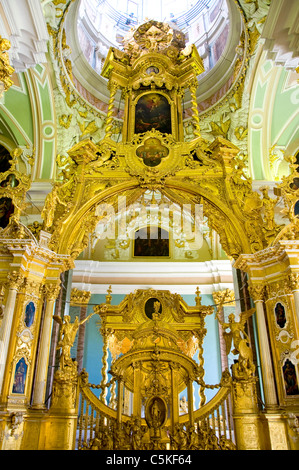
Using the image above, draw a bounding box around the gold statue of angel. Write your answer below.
[53,313,95,369]
[216,308,256,378]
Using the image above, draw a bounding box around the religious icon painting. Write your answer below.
[0,197,14,228]
[136,137,169,167]
[0,145,12,173]
[146,66,159,75]
[283,359,299,396]
[0,173,19,188]
[12,357,28,394]
[24,301,35,328]
[135,93,171,134]
[274,302,287,329]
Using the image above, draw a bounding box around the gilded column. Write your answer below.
[133,361,142,418]
[189,79,201,138]
[170,362,179,432]
[104,83,118,139]
[99,318,109,404]
[0,271,24,394]
[187,377,194,427]
[289,273,299,326]
[248,284,278,408]
[117,375,124,423]
[31,283,61,408]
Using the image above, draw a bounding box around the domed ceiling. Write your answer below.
[62,0,244,116]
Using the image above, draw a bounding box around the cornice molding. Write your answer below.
[0,0,49,71]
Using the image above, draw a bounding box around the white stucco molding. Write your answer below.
[262,0,299,70]
[0,0,49,71]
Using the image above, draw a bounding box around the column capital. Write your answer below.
[7,270,25,290]
[248,284,265,302]
[288,272,299,291]
[44,283,61,301]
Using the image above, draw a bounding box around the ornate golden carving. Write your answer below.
[0,147,34,231]
[70,288,91,306]
[50,359,78,411]
[44,283,61,301]
[7,271,25,290]
[248,284,265,302]
[212,288,235,307]
[23,278,42,299]
[53,312,95,370]
[289,273,299,291]
[217,308,256,380]
[0,36,14,95]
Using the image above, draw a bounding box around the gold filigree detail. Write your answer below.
[70,288,91,306]
[0,36,15,95]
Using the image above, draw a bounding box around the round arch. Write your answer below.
[53,179,251,260]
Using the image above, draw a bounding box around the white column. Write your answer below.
[254,298,278,408]
[0,272,23,393]
[31,284,60,408]
[291,289,299,327]
[0,288,18,393]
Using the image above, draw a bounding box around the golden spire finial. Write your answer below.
[106,285,112,304]
[195,287,201,306]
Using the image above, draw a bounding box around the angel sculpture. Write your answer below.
[53,313,95,369]
[216,308,256,379]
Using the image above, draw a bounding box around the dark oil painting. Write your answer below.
[0,145,12,173]
[136,137,169,167]
[0,197,14,229]
[134,226,169,257]
[135,93,171,134]
[275,302,286,329]
[283,359,299,396]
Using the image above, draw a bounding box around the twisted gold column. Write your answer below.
[117,376,124,423]
[105,83,118,139]
[189,80,201,138]
[194,330,206,407]
[99,319,109,404]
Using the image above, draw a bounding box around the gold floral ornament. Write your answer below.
[0,36,14,96]
[0,147,34,234]
[272,155,299,242]
[122,20,187,63]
